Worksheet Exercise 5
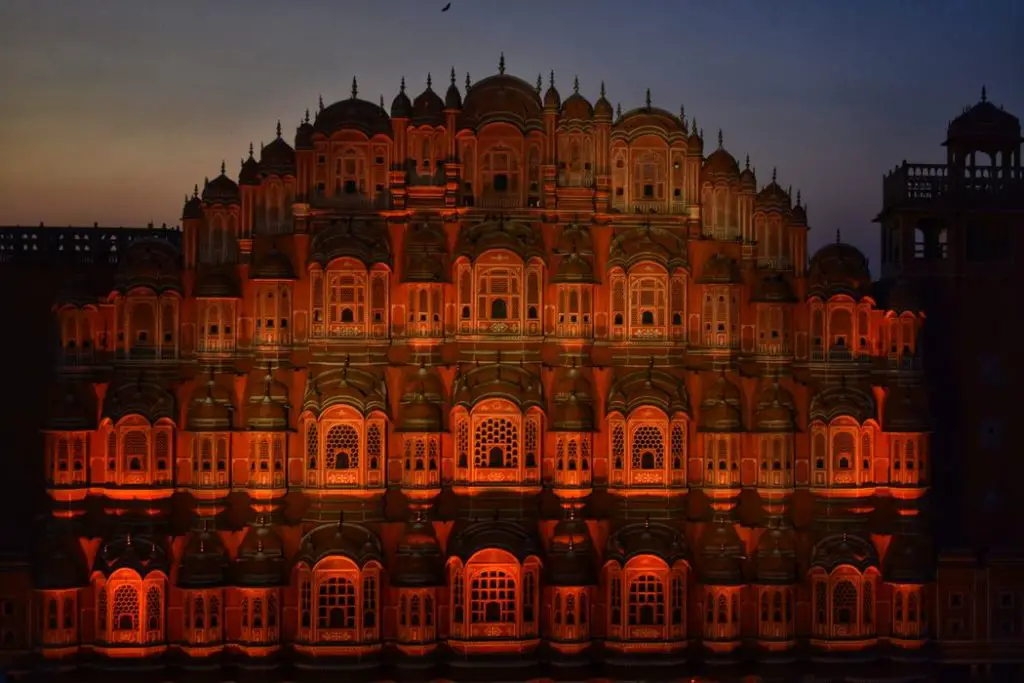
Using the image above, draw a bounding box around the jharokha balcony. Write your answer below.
[882,161,1024,209]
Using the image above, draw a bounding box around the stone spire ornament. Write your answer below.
[351,76,358,99]
[645,88,652,109]
[498,52,505,75]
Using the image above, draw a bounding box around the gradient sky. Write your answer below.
[0,0,1021,269]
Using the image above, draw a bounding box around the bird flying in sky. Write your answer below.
[442,3,451,11]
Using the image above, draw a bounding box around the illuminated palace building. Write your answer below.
[13,61,1020,681]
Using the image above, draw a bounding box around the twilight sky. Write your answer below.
[0,0,1021,269]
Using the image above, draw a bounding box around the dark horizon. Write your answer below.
[1,0,1022,273]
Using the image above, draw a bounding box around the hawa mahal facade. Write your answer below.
[15,59,1020,682]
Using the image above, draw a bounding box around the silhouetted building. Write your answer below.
[876,87,1024,675]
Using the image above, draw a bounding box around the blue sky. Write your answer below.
[0,0,1020,269]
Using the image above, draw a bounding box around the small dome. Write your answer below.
[698,518,744,586]
[46,382,97,431]
[452,359,544,410]
[444,69,462,109]
[808,240,872,300]
[607,364,690,417]
[182,190,204,220]
[546,515,595,587]
[704,141,740,180]
[298,522,384,568]
[594,83,613,120]
[883,385,930,433]
[753,380,796,432]
[560,78,593,120]
[687,127,704,154]
[755,524,797,584]
[454,217,544,263]
[403,221,450,283]
[946,89,1021,143]
[739,162,757,191]
[550,363,595,432]
[251,248,296,280]
[884,532,933,584]
[202,165,240,205]
[245,367,290,431]
[790,200,808,227]
[458,69,544,133]
[233,519,286,587]
[751,273,797,303]
[33,526,87,590]
[412,75,445,126]
[93,532,168,578]
[185,376,234,432]
[193,265,240,298]
[392,514,444,587]
[102,376,176,423]
[303,363,387,416]
[308,217,392,269]
[756,175,791,211]
[697,252,741,284]
[390,79,413,118]
[606,520,690,566]
[809,380,875,424]
[447,518,541,563]
[810,532,879,573]
[177,529,229,588]
[295,114,314,150]
[699,373,743,433]
[315,84,394,139]
[543,73,561,110]
[551,221,596,284]
[114,237,182,294]
[260,126,296,177]
[239,150,261,186]
[607,223,688,272]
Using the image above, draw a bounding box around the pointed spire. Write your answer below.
[691,117,697,135]
[744,154,750,170]
[400,76,406,93]
[535,73,542,92]
[318,93,324,112]
[304,108,310,124]
[465,72,471,91]
[771,167,777,183]
[981,84,987,102]
[717,128,723,149]
[796,189,802,206]
[600,81,606,98]
[836,229,841,243]
[450,66,456,86]
[426,72,433,90]
[220,160,226,175]
[616,102,622,118]
[248,142,254,158]
[379,94,385,110]
[573,75,579,94]
[192,184,199,198]
[498,52,505,74]
[645,88,651,109]
[549,70,555,89]
[351,76,358,99]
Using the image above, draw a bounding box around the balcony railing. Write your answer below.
[882,162,1024,209]
[309,192,390,210]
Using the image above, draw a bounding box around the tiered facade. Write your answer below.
[33,59,934,679]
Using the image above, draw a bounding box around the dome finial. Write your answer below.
[717,128,723,149]
[379,94,385,110]
[796,189,802,206]
[275,120,282,138]
[573,75,579,94]
[645,88,651,109]
[304,108,310,124]
[426,72,433,90]
[744,154,750,170]
[549,69,555,89]
[220,160,226,175]
[351,76,358,99]
[248,142,254,158]
[193,184,199,198]
[981,84,987,102]
[465,71,471,91]
[450,66,456,85]
[771,167,777,183]
[691,117,697,135]
[535,73,542,92]
[400,77,406,93]
[836,229,841,244]
[600,81,606,98]
[498,52,505,74]
[318,94,324,112]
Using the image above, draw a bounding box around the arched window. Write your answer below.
[470,569,516,624]
[453,402,542,489]
[318,577,356,629]
[609,410,685,490]
[304,409,387,490]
